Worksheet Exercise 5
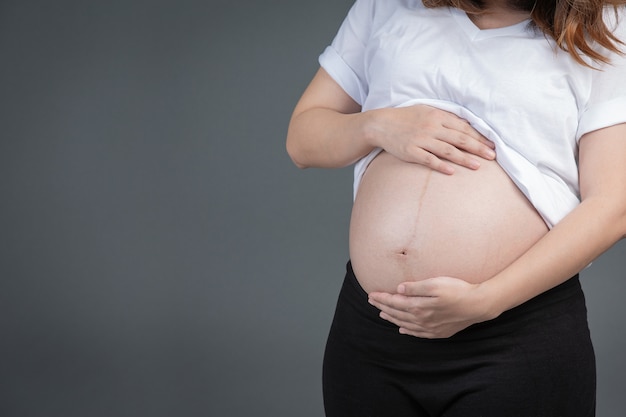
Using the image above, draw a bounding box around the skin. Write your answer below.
[287,1,626,339]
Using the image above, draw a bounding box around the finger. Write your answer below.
[399,326,441,338]
[399,327,452,339]
[405,147,456,175]
[443,115,495,148]
[443,131,497,162]
[397,279,439,297]
[422,106,495,151]
[441,122,497,160]
[380,313,437,336]
[399,327,432,338]
[375,302,421,324]
[418,141,484,171]
[370,296,439,333]
[379,311,417,329]
[391,314,446,336]
[369,291,439,313]
[368,297,426,326]
[368,292,415,312]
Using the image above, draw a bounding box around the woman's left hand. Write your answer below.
[368,277,498,339]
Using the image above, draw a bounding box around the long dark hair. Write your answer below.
[423,0,626,66]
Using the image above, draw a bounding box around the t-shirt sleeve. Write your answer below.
[318,0,376,105]
[577,7,626,140]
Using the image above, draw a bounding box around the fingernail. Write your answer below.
[397,284,406,294]
[485,149,496,159]
[469,159,481,169]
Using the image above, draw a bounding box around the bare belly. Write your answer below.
[349,151,549,293]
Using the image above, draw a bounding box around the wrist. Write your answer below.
[474,280,508,322]
[359,108,386,150]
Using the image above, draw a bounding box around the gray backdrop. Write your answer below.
[1,1,624,416]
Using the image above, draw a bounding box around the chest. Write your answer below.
[362,8,589,134]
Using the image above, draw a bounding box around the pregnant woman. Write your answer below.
[287,0,626,415]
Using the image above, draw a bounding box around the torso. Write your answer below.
[349,151,548,293]
[348,1,589,227]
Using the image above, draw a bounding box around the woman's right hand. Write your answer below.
[366,105,496,174]
[287,68,495,172]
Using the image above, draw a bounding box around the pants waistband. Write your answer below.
[343,260,584,341]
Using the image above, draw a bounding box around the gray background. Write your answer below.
[1,1,624,416]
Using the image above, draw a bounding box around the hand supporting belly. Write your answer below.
[349,151,548,294]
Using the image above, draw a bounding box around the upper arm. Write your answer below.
[291,67,361,120]
[292,0,378,119]
[578,123,626,237]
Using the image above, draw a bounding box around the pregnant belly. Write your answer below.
[349,151,549,293]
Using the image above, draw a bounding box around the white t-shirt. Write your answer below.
[319,0,626,228]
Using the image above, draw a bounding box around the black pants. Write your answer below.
[323,262,596,417]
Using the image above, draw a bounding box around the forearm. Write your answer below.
[366,121,626,340]
[482,196,626,318]
[286,68,498,172]
[482,125,626,317]
[286,107,375,169]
